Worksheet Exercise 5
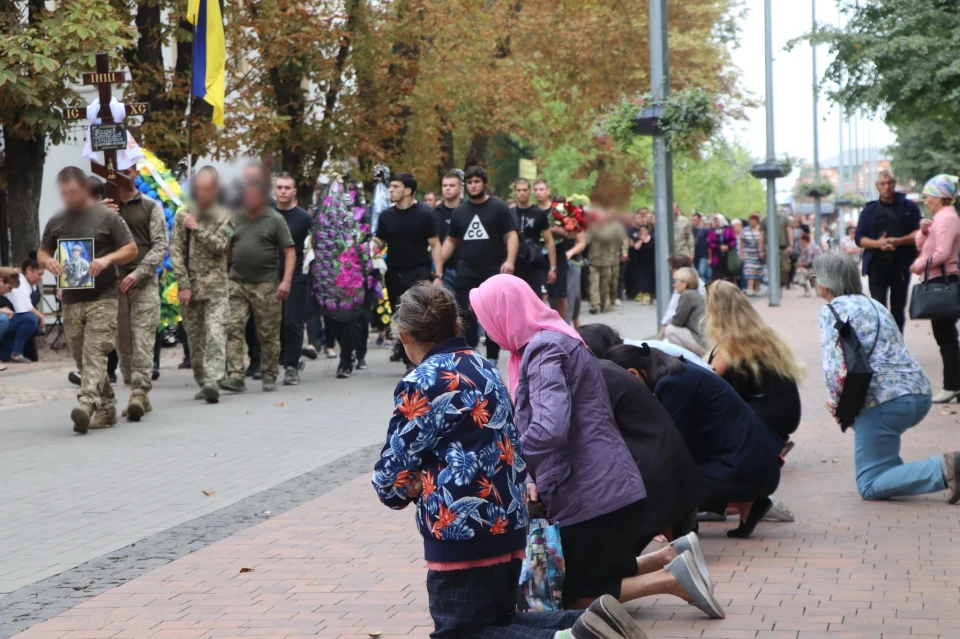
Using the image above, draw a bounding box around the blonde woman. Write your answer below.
[705,280,803,441]
[663,267,707,356]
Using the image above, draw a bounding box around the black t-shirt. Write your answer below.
[434,202,461,266]
[449,196,517,283]
[872,199,901,264]
[375,202,437,269]
[515,205,548,244]
[275,205,313,283]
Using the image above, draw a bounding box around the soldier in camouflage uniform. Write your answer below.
[38,167,138,434]
[170,167,234,403]
[586,211,629,312]
[116,167,168,422]
[221,163,295,393]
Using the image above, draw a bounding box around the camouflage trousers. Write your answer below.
[226,281,281,382]
[589,264,619,310]
[181,294,229,388]
[64,298,118,412]
[117,283,161,393]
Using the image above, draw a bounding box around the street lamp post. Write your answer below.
[649,0,674,326]
[811,0,822,251]
[750,0,786,306]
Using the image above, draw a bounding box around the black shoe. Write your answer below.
[178,358,191,370]
[108,371,117,385]
[336,366,352,379]
[727,496,773,539]
[245,363,257,378]
[356,358,367,371]
[151,367,160,381]
[302,346,318,360]
[389,351,402,362]
[283,366,301,386]
[68,371,81,387]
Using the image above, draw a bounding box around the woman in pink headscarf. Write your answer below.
[470,275,723,617]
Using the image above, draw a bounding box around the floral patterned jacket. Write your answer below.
[372,337,528,562]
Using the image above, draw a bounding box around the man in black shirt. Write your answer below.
[441,166,518,362]
[374,172,443,370]
[433,170,463,290]
[855,170,921,333]
[273,173,314,385]
[512,178,557,300]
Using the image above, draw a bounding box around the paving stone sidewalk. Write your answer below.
[11,292,960,638]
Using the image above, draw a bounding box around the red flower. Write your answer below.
[477,475,502,504]
[393,470,413,490]
[422,469,436,497]
[497,438,516,468]
[441,370,460,391]
[471,397,491,427]
[489,515,509,535]
[431,503,456,539]
[399,390,430,421]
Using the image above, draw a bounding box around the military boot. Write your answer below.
[126,392,146,422]
[143,393,153,414]
[201,385,220,404]
[90,407,117,429]
[71,404,93,434]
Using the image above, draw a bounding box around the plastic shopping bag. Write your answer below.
[517,519,565,612]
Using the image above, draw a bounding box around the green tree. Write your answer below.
[802,0,960,186]
[0,0,133,262]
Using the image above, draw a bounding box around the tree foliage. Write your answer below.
[802,0,960,185]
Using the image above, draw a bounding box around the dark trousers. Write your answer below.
[279,280,308,369]
[246,315,261,366]
[868,260,910,334]
[306,295,324,350]
[929,275,960,391]
[427,560,582,639]
[385,265,431,366]
[455,282,501,361]
[329,315,368,370]
[108,349,118,377]
[700,465,781,515]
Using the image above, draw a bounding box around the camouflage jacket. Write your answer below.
[170,204,234,300]
[586,222,629,267]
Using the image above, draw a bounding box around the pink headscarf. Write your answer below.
[469,274,584,397]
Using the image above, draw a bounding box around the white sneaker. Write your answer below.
[932,389,960,404]
[615,299,622,307]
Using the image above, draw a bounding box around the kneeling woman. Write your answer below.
[472,275,724,618]
[605,344,785,538]
[373,284,651,639]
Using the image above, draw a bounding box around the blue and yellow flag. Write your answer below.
[186,0,225,127]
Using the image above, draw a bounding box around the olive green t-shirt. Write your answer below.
[228,209,295,283]
[40,204,134,304]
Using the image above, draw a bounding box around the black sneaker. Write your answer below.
[301,345,318,360]
[356,358,367,370]
[151,367,160,381]
[178,358,192,370]
[68,371,81,387]
[108,371,118,385]
[244,363,259,378]
[336,366,352,379]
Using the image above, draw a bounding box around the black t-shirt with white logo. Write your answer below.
[448,196,517,284]
[515,205,548,245]
[375,202,437,269]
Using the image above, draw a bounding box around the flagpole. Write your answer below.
[186,20,196,180]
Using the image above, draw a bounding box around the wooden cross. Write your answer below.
[60,52,152,203]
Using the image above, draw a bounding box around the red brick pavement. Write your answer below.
[13,293,960,639]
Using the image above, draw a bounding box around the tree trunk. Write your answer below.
[437,118,455,186]
[3,128,46,265]
[465,134,489,169]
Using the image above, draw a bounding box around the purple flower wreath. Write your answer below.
[310,180,380,314]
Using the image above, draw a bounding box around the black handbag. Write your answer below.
[828,302,880,432]
[909,259,960,320]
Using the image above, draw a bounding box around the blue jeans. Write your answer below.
[696,257,712,283]
[854,394,945,500]
[0,312,39,360]
[442,267,457,293]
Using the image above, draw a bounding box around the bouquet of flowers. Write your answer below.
[310,179,382,315]
[134,148,184,332]
[548,199,588,240]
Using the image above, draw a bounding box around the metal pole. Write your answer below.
[186,22,196,179]
[763,0,780,306]
[650,0,675,326]
[837,5,845,203]
[811,0,822,251]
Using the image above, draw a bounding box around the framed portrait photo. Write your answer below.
[58,238,95,290]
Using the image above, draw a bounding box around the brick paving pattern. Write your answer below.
[7,295,960,638]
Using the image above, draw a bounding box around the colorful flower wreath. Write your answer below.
[548,200,589,238]
[310,179,382,315]
[133,149,184,330]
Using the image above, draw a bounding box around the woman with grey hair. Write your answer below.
[814,252,959,504]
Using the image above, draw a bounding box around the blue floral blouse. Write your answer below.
[818,295,931,409]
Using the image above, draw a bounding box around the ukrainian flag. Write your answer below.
[187,0,225,127]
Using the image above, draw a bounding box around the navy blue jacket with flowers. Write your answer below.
[372,338,528,563]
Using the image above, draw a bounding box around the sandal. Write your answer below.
[727,496,773,539]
